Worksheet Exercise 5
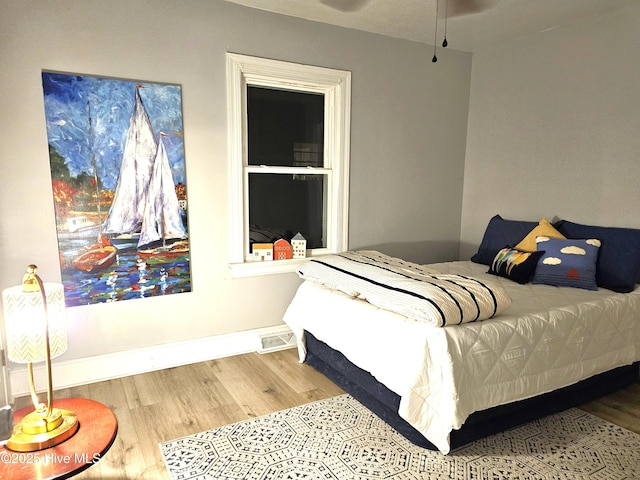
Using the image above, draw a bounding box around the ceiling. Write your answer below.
[223,0,637,52]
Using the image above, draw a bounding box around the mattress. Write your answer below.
[282,260,640,453]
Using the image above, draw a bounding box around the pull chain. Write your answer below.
[432,0,439,62]
[442,0,449,47]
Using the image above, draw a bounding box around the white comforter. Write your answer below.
[297,251,511,326]
[282,261,640,453]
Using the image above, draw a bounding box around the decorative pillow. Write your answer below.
[514,218,565,252]
[488,247,545,284]
[532,237,600,290]
[555,220,640,293]
[471,215,538,266]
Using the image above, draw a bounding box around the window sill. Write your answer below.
[228,258,309,278]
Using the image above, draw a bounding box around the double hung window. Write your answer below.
[227,54,351,276]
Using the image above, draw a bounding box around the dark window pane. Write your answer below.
[249,173,326,249]
[247,86,324,167]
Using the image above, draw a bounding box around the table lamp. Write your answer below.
[1,265,78,452]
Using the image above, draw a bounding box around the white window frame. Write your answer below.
[227,53,351,277]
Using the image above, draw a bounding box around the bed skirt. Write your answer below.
[304,331,639,451]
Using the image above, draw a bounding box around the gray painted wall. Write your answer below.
[460,2,640,259]
[0,0,471,362]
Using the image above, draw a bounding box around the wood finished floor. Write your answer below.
[14,348,640,480]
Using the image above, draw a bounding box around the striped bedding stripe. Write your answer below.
[297,251,511,327]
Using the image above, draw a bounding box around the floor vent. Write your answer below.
[258,330,296,353]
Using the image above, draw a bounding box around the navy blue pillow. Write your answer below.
[532,238,600,290]
[556,220,640,293]
[471,215,538,266]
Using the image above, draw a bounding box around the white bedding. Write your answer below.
[282,260,640,453]
[297,251,511,326]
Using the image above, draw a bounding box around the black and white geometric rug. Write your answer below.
[160,394,640,480]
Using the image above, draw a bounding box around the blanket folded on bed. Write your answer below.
[297,251,511,327]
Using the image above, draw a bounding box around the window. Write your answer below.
[227,53,351,277]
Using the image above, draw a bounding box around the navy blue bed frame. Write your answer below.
[304,331,640,451]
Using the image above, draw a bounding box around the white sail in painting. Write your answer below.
[138,135,187,248]
[103,85,187,249]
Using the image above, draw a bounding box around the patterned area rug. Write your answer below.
[160,394,640,480]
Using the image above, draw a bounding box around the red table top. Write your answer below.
[0,397,118,480]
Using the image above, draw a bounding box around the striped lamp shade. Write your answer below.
[2,282,67,363]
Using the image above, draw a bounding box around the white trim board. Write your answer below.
[9,325,295,400]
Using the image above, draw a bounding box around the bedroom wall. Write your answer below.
[0,0,471,381]
[460,2,640,259]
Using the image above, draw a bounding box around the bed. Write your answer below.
[282,216,640,453]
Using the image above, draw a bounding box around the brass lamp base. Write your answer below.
[7,407,79,452]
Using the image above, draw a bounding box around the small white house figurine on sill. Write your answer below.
[291,232,307,259]
[252,243,273,261]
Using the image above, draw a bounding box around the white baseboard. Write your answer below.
[9,324,294,399]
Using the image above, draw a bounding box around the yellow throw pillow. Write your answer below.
[515,218,565,252]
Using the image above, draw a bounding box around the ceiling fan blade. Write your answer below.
[320,0,370,13]
[447,0,495,17]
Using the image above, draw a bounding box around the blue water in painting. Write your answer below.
[59,239,191,307]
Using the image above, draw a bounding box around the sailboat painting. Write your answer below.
[42,72,191,307]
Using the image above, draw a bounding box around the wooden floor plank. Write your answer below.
[10,349,639,479]
[88,378,149,480]
[259,348,338,395]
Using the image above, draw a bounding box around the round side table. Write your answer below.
[0,398,118,480]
